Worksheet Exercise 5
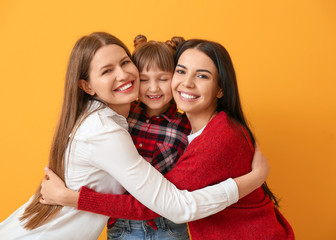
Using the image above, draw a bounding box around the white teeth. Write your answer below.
[148,95,161,99]
[180,92,197,99]
[118,82,132,91]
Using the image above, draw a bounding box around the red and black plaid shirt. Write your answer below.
[128,102,191,174]
[107,102,191,228]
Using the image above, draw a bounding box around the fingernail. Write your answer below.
[45,167,49,170]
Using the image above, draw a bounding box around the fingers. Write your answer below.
[44,167,57,180]
[39,198,48,205]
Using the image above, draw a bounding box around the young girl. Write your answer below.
[0,33,269,240]
[40,39,294,239]
[107,35,192,239]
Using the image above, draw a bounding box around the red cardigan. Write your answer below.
[79,112,294,239]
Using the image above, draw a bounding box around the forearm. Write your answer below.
[78,186,160,220]
[233,170,265,199]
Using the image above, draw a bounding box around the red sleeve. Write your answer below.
[78,186,160,220]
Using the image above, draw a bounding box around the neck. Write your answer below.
[187,110,218,133]
[107,103,131,118]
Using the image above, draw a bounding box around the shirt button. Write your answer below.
[156,116,160,119]
[146,119,149,123]
[139,143,143,148]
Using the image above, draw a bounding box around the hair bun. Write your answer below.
[165,36,185,50]
[134,34,147,49]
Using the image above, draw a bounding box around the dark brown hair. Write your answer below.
[175,39,279,207]
[19,32,131,229]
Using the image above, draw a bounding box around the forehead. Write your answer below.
[177,49,216,71]
[90,44,127,70]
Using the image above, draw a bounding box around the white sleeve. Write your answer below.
[90,126,239,223]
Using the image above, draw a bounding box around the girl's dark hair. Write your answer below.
[175,39,279,207]
[132,34,184,73]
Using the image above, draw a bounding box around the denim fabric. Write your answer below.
[107,217,189,240]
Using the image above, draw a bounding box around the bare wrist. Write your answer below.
[61,188,79,208]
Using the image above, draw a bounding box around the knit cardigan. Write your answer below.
[78,111,295,239]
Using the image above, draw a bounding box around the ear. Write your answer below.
[216,88,223,99]
[78,79,95,96]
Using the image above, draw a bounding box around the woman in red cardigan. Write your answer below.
[41,39,294,239]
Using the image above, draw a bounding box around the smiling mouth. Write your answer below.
[147,95,162,99]
[180,92,198,100]
[115,81,134,92]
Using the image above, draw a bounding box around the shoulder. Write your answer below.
[74,103,128,141]
[199,112,250,149]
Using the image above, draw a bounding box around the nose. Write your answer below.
[115,66,128,81]
[181,74,195,88]
[148,80,159,92]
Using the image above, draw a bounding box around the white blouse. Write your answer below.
[0,101,238,240]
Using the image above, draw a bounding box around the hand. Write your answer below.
[251,143,270,185]
[40,167,67,206]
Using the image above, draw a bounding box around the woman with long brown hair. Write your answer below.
[38,39,294,239]
[0,33,269,240]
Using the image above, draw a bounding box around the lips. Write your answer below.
[179,91,199,100]
[147,95,162,100]
[115,81,134,92]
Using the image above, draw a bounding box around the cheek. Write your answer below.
[162,82,172,95]
[128,64,140,77]
[138,84,147,96]
[171,77,178,90]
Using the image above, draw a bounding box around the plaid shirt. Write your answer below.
[108,102,191,229]
[127,102,191,174]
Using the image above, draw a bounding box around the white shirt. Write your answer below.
[0,101,238,240]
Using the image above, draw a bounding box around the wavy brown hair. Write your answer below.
[19,32,131,229]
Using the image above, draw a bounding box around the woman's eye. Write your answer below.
[176,69,185,74]
[121,60,131,66]
[140,79,148,82]
[159,79,168,81]
[102,69,112,75]
[198,74,209,79]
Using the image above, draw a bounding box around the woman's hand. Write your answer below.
[251,143,270,185]
[40,167,79,208]
[233,143,270,199]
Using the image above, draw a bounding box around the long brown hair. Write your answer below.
[19,32,131,229]
[175,39,279,207]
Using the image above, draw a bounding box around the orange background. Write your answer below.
[1,1,335,239]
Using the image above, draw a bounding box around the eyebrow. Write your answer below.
[99,56,130,71]
[176,64,212,75]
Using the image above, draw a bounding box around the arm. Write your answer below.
[41,144,269,222]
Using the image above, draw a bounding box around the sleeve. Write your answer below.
[78,178,238,222]
[84,125,239,223]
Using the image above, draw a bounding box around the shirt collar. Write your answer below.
[90,100,128,130]
[136,101,178,123]
[188,125,206,143]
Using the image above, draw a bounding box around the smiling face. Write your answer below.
[172,48,223,130]
[139,65,173,117]
[79,44,139,116]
